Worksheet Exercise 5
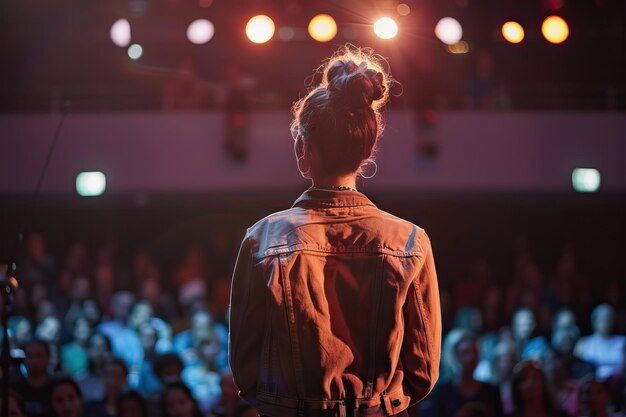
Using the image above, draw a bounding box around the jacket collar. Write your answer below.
[292,188,377,209]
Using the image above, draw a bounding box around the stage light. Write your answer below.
[502,21,525,44]
[127,43,143,60]
[572,168,600,193]
[246,15,275,44]
[397,3,411,16]
[373,17,398,40]
[308,14,337,42]
[76,172,106,197]
[110,19,131,47]
[542,16,569,44]
[187,19,215,44]
[435,17,463,45]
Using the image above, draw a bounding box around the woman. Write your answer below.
[229,46,442,417]
[511,360,567,417]
[116,390,148,417]
[162,382,203,417]
[50,378,84,417]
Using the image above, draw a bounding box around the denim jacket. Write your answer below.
[228,189,441,417]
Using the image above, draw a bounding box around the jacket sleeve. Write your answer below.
[401,230,442,406]
[228,232,266,405]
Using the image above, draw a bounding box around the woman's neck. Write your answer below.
[311,174,357,190]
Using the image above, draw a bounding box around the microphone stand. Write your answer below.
[1,270,17,417]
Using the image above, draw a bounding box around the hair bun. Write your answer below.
[327,60,387,109]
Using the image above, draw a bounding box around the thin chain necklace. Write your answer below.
[310,184,357,192]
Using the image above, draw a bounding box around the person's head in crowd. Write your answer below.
[154,353,184,384]
[579,379,611,417]
[491,336,517,384]
[105,358,128,397]
[512,360,553,415]
[70,276,91,301]
[8,315,32,347]
[24,339,51,379]
[26,232,46,263]
[553,308,576,331]
[191,309,214,344]
[50,378,83,417]
[139,324,158,356]
[109,291,135,322]
[128,300,154,331]
[35,315,62,345]
[63,242,88,274]
[441,329,468,379]
[30,283,49,310]
[162,382,203,417]
[116,390,148,417]
[453,307,483,334]
[0,391,27,417]
[152,320,174,353]
[87,333,112,372]
[512,308,536,342]
[197,337,221,369]
[234,402,259,417]
[81,298,101,324]
[453,402,494,417]
[552,324,580,356]
[591,304,614,337]
[36,299,57,323]
[71,316,92,346]
[452,332,480,379]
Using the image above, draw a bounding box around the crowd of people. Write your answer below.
[2,231,625,417]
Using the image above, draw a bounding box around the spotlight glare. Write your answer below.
[435,17,463,45]
[187,19,215,44]
[308,14,337,42]
[110,19,131,47]
[447,41,469,54]
[246,15,275,44]
[127,43,143,60]
[397,3,411,16]
[572,168,600,193]
[76,172,106,197]
[542,15,569,44]
[502,21,525,44]
[373,17,398,40]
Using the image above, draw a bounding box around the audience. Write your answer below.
[3,231,625,417]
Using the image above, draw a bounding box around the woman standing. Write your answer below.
[229,46,441,417]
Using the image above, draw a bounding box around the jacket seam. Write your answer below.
[255,245,421,259]
[412,261,434,393]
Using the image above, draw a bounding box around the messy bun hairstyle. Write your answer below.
[291,46,391,176]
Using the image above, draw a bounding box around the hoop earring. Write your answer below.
[297,156,312,180]
[359,159,378,179]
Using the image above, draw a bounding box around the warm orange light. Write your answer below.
[246,15,275,44]
[542,16,569,44]
[373,17,398,40]
[502,21,525,44]
[308,14,337,42]
[397,3,411,16]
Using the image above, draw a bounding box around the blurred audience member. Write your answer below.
[12,340,54,417]
[575,304,626,381]
[511,360,566,417]
[60,315,92,378]
[161,382,203,417]
[117,390,148,417]
[51,377,84,417]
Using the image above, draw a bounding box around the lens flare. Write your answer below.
[435,17,463,45]
[502,21,525,44]
[542,16,569,44]
[246,15,275,44]
[110,19,131,47]
[308,14,337,42]
[187,19,215,44]
[373,17,398,40]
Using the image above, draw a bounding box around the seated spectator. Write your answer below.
[181,339,222,413]
[512,308,551,363]
[422,332,502,417]
[575,304,626,381]
[60,315,92,378]
[578,379,621,417]
[78,333,112,402]
[11,339,54,417]
[50,377,84,417]
[84,358,128,417]
[511,360,567,417]
[35,315,62,370]
[97,291,144,387]
[162,382,203,417]
[174,309,223,368]
[117,390,148,417]
[145,353,185,417]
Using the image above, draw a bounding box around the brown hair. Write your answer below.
[291,45,392,176]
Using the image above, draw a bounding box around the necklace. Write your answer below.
[311,185,357,192]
